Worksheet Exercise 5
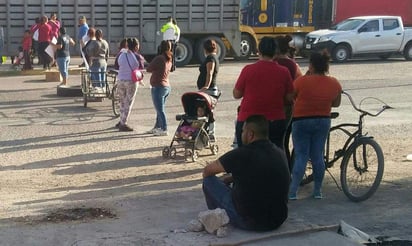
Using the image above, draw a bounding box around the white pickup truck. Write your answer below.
[303,16,412,62]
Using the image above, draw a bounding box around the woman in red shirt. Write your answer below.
[233,37,294,149]
[37,15,52,70]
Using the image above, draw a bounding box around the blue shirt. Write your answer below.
[78,23,89,41]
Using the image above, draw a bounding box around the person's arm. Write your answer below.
[105,41,110,60]
[175,26,180,42]
[69,38,75,46]
[200,61,214,91]
[295,63,303,79]
[146,56,159,73]
[284,92,295,105]
[332,92,342,107]
[55,37,63,50]
[233,88,243,99]
[233,67,247,99]
[203,159,225,178]
[284,72,295,105]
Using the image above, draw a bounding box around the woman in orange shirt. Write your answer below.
[289,51,342,200]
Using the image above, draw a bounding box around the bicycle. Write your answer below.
[107,69,120,117]
[291,90,392,202]
[80,69,120,117]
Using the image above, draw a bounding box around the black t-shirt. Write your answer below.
[197,54,219,90]
[219,139,290,231]
[56,34,70,58]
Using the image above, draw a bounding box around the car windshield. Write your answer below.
[331,19,365,31]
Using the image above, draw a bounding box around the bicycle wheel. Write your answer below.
[111,84,120,117]
[340,137,384,202]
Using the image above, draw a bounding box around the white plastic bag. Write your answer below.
[33,29,39,41]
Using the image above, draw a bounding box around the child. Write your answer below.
[22,30,33,70]
[176,105,208,139]
[12,46,24,67]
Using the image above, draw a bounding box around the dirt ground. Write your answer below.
[0,58,412,245]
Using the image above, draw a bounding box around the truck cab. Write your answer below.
[238,0,333,58]
[303,16,412,62]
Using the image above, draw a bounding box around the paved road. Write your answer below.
[0,57,411,245]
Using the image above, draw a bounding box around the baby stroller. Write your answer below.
[162,91,219,162]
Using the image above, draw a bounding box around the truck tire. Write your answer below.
[175,37,193,67]
[404,43,412,61]
[57,85,83,97]
[332,44,350,63]
[238,33,254,60]
[196,36,227,64]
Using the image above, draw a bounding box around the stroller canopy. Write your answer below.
[181,91,218,120]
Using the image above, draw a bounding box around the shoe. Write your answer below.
[119,124,134,132]
[79,63,85,67]
[154,130,168,136]
[115,122,121,128]
[313,192,323,199]
[145,128,160,134]
[288,193,297,200]
[92,87,104,94]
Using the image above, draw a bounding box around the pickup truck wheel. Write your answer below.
[404,43,412,61]
[332,45,350,63]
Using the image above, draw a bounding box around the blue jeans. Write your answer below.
[90,64,106,87]
[289,118,331,196]
[202,176,252,230]
[151,86,170,131]
[56,56,70,78]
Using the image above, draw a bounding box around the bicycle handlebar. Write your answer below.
[342,90,393,117]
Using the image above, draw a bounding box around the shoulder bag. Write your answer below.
[125,52,144,83]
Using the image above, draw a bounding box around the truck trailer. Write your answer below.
[0,0,241,67]
[333,0,412,27]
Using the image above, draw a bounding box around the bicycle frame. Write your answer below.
[294,90,391,200]
[323,90,391,190]
[325,109,371,169]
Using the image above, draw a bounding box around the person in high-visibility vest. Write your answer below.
[160,16,180,71]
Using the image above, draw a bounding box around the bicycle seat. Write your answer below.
[331,112,339,119]
[108,69,118,75]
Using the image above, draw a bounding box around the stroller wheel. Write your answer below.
[162,147,170,158]
[184,149,192,161]
[211,144,219,155]
[192,151,199,162]
[170,147,177,159]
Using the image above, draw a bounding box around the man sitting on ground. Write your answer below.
[202,114,290,231]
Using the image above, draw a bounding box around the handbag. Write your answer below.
[33,29,39,41]
[125,53,144,83]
